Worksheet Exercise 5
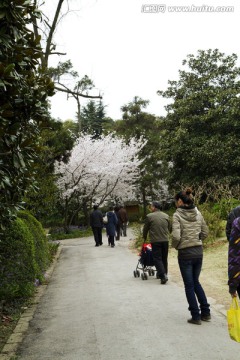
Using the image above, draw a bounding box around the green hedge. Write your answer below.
[18,210,50,278]
[0,218,37,300]
[0,212,51,301]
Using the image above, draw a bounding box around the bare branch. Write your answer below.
[49,52,67,56]
[54,85,102,99]
[43,0,65,69]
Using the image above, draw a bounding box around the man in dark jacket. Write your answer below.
[226,205,240,241]
[106,206,118,248]
[118,205,128,237]
[143,201,171,284]
[90,204,103,247]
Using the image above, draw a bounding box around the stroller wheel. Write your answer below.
[144,272,148,280]
[133,270,137,278]
[137,270,140,277]
[141,273,145,280]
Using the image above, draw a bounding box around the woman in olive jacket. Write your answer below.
[172,188,210,325]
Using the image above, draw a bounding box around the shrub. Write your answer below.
[211,198,240,220]
[198,204,224,245]
[130,222,148,251]
[18,211,50,280]
[0,218,37,300]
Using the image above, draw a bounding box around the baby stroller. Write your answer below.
[133,243,156,280]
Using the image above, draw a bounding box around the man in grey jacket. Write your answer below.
[143,201,171,284]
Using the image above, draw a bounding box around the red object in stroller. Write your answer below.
[133,243,156,280]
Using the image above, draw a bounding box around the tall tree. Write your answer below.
[157,49,240,188]
[81,100,106,138]
[116,97,167,216]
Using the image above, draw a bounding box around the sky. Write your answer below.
[43,0,240,121]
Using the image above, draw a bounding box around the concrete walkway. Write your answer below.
[2,228,239,360]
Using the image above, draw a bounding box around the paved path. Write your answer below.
[14,229,238,360]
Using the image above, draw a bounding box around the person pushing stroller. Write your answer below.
[143,201,171,284]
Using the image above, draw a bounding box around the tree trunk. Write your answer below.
[77,96,81,133]
[82,201,90,227]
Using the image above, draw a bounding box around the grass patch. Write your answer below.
[49,227,93,240]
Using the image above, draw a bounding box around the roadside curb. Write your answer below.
[0,245,63,360]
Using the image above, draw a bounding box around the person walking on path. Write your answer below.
[114,205,121,241]
[228,216,240,298]
[172,188,210,325]
[106,206,118,247]
[143,201,171,284]
[118,205,128,237]
[90,204,103,247]
[226,204,240,241]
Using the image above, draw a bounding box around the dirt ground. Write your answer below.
[168,240,230,310]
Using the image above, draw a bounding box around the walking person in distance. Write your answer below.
[106,206,118,248]
[172,188,210,325]
[90,204,103,247]
[114,205,121,241]
[118,205,128,237]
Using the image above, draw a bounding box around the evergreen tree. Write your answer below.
[158,49,240,187]
[81,100,106,138]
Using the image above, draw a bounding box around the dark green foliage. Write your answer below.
[157,49,240,187]
[198,204,225,245]
[18,211,50,278]
[211,198,240,220]
[48,227,92,241]
[23,119,77,226]
[0,0,54,228]
[40,119,78,168]
[0,218,37,300]
[0,212,52,301]
[81,100,106,138]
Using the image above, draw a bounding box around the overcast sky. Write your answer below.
[44,0,240,121]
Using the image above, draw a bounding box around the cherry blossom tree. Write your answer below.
[54,134,145,229]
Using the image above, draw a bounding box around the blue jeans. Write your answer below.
[178,258,210,320]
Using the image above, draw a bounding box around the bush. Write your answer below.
[211,198,240,220]
[0,218,37,300]
[18,211,50,280]
[198,204,224,245]
[0,212,54,301]
[130,222,149,251]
